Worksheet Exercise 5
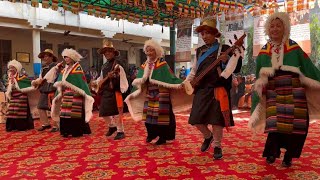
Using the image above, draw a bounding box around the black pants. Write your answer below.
[263,132,307,158]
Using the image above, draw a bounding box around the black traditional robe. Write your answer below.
[188,43,242,126]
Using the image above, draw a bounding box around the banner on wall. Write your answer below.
[176,18,193,62]
[224,20,247,62]
[253,10,311,56]
[225,20,246,47]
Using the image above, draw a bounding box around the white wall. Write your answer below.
[0,27,140,75]
[0,28,34,74]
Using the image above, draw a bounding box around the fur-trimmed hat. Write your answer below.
[38,49,58,62]
[61,48,83,62]
[97,40,120,57]
[8,59,22,73]
[195,16,221,38]
[143,39,164,58]
[264,12,291,43]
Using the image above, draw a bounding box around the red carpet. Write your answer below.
[0,110,320,179]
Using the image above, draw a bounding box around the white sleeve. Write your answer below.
[185,59,197,82]
[116,65,129,93]
[220,50,241,79]
[96,71,103,83]
[43,65,59,83]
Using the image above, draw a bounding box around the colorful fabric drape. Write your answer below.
[55,63,91,97]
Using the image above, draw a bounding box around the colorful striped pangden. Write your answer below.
[142,83,170,125]
[7,90,28,119]
[60,88,83,119]
[265,71,308,134]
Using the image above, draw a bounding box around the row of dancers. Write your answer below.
[4,12,320,168]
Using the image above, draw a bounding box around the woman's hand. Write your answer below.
[57,62,64,69]
[179,83,185,89]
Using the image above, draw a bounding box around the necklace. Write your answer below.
[148,59,155,69]
[270,41,282,63]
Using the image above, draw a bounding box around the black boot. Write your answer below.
[200,135,213,152]
[155,138,166,145]
[50,127,59,132]
[146,136,157,143]
[114,132,125,140]
[105,127,117,136]
[282,153,292,167]
[266,156,276,164]
[213,147,223,160]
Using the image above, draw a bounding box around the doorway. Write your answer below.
[0,39,12,78]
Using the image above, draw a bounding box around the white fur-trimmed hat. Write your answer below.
[61,48,83,62]
[143,39,164,58]
[264,12,291,43]
[8,59,22,73]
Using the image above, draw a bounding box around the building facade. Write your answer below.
[0,1,171,77]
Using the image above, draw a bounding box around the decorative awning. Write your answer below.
[6,0,319,26]
[7,0,246,26]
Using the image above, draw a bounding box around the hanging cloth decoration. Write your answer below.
[51,0,59,10]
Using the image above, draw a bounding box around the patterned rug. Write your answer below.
[0,110,320,180]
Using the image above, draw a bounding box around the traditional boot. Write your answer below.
[114,132,125,140]
[105,127,117,136]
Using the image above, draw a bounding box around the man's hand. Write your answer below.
[234,46,244,58]
[34,79,44,87]
[220,54,229,63]
[217,67,222,77]
[107,72,114,78]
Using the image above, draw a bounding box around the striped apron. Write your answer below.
[265,70,308,134]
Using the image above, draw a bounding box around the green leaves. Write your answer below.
[310,13,320,69]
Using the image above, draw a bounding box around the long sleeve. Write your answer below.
[43,65,59,83]
[185,59,197,82]
[251,55,262,114]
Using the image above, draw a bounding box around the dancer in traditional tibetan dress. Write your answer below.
[186,16,242,159]
[46,48,94,137]
[92,40,128,140]
[32,49,59,132]
[125,39,190,145]
[249,12,320,167]
[6,60,35,131]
